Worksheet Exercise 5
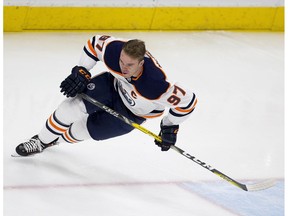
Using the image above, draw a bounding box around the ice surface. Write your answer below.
[3,31,284,216]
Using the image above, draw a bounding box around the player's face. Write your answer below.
[119,50,144,78]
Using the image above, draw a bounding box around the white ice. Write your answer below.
[3,31,284,216]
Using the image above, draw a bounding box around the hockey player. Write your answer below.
[15,35,197,156]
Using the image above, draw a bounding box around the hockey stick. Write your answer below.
[80,93,276,191]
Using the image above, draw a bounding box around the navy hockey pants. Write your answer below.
[82,72,145,140]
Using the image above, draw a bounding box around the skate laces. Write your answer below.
[22,138,43,153]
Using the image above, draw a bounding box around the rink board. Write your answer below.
[3,6,284,31]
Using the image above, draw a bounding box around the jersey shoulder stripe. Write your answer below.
[84,46,99,62]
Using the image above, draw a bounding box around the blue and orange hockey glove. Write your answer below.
[155,121,179,151]
[60,66,91,97]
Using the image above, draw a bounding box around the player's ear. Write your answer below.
[139,59,144,66]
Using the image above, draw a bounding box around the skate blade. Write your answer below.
[11,153,35,158]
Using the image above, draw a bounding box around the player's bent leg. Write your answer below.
[39,96,88,143]
[56,96,88,124]
[86,107,145,140]
[15,96,89,156]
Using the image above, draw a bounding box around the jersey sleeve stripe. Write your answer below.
[175,97,197,113]
[87,39,98,58]
[151,109,165,114]
[181,94,196,109]
[91,36,96,48]
[169,108,195,117]
[84,46,99,62]
[169,94,197,117]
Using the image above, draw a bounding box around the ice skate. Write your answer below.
[15,135,58,157]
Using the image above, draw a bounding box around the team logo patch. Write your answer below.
[118,81,136,106]
[87,83,95,90]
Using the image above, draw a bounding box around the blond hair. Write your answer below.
[122,39,146,62]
